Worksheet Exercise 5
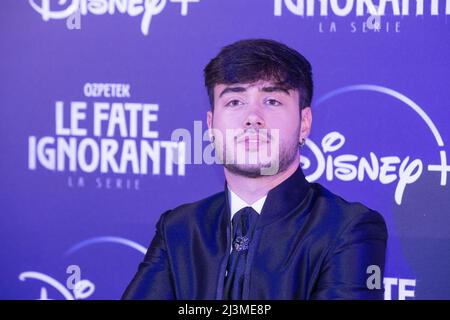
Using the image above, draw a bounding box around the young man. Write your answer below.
[122,39,387,300]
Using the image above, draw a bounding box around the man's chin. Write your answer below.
[224,162,280,178]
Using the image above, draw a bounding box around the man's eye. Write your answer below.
[265,99,282,106]
[225,100,243,107]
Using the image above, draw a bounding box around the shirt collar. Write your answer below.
[227,187,267,221]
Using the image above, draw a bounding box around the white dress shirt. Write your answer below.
[228,187,267,220]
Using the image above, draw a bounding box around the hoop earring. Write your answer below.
[299,138,305,147]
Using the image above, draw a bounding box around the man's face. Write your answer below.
[207,80,311,177]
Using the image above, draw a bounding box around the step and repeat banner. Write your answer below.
[1,0,449,300]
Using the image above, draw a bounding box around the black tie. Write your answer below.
[223,206,259,300]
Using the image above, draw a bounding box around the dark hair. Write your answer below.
[203,39,313,110]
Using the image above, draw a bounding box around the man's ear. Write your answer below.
[206,110,213,130]
[300,107,312,141]
[206,110,215,142]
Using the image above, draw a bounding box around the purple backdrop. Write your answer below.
[1,0,449,299]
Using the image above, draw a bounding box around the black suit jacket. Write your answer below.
[122,166,387,300]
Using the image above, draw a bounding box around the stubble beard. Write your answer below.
[221,130,300,178]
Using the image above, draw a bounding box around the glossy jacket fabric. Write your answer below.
[122,166,388,300]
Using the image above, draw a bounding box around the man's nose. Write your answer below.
[244,104,265,128]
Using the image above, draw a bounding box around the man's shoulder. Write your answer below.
[161,190,227,225]
[309,182,386,234]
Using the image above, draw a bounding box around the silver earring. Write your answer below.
[299,138,305,147]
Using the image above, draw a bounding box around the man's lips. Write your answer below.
[237,135,268,144]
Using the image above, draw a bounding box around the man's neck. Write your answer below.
[224,157,300,205]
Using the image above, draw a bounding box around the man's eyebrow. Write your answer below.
[218,85,291,98]
[260,86,291,95]
[219,86,247,98]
